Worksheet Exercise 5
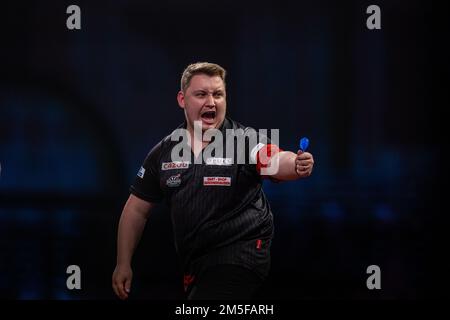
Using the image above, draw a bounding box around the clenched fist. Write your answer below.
[295,151,314,178]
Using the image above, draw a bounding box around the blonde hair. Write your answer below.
[180,62,226,92]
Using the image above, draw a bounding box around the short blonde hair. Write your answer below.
[180,62,226,92]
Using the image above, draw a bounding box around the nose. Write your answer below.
[205,94,215,107]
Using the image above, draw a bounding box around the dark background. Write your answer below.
[0,0,437,299]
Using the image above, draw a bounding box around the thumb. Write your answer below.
[125,279,131,293]
[297,150,303,155]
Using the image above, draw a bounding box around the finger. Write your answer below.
[119,281,129,300]
[112,282,119,297]
[296,170,310,177]
[296,164,308,172]
[297,166,311,173]
[296,158,311,166]
[114,279,128,300]
[296,161,312,169]
[296,165,312,173]
[113,282,126,300]
[297,153,312,160]
[297,166,310,172]
[297,159,311,166]
[296,162,308,167]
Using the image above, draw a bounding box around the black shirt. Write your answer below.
[130,117,274,279]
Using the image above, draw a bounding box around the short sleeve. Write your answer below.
[244,127,277,164]
[245,128,282,181]
[129,141,164,203]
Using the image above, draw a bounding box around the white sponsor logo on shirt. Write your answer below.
[205,157,233,166]
[137,166,145,178]
[203,176,231,186]
[166,174,182,187]
[162,161,190,171]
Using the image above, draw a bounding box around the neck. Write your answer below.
[185,125,208,159]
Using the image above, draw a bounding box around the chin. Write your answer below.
[201,123,216,131]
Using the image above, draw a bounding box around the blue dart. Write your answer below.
[299,137,309,152]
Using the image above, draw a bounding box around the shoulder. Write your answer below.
[225,117,254,132]
[144,123,185,160]
[157,122,188,150]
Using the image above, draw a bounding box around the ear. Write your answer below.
[177,91,185,109]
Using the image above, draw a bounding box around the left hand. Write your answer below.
[295,151,314,178]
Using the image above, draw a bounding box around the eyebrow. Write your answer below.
[192,89,224,93]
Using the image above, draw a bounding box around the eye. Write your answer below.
[196,92,206,97]
[214,92,224,98]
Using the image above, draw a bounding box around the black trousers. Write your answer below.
[187,264,264,300]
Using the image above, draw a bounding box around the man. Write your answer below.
[112,62,314,300]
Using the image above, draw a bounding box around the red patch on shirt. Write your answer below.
[203,176,231,186]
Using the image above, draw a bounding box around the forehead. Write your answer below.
[188,74,225,91]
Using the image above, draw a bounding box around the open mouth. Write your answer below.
[201,111,216,123]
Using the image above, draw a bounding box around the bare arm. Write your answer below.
[268,150,314,181]
[112,194,154,300]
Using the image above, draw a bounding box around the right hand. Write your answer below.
[295,150,314,178]
[112,264,133,300]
